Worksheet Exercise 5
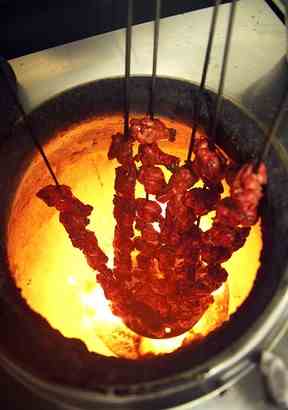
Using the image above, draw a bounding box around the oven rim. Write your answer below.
[1,75,288,409]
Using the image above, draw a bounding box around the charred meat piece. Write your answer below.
[202,224,250,252]
[135,198,162,223]
[157,166,198,203]
[37,185,109,273]
[184,187,220,217]
[113,160,137,277]
[166,194,196,233]
[193,138,226,186]
[37,184,92,216]
[201,245,232,265]
[136,143,180,170]
[108,132,134,167]
[138,165,167,195]
[130,117,176,144]
[230,163,267,225]
[225,163,240,186]
[215,197,245,227]
[114,164,137,199]
[195,264,228,293]
[215,162,267,227]
[113,196,136,222]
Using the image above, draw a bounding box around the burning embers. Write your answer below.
[36,117,267,340]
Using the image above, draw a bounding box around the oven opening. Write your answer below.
[7,113,263,360]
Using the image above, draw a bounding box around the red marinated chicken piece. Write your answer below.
[195,264,228,293]
[215,197,245,227]
[166,194,196,233]
[138,165,167,195]
[113,196,136,223]
[136,143,180,170]
[202,224,250,252]
[138,223,161,248]
[114,164,137,199]
[193,138,226,186]
[135,198,162,223]
[37,184,92,215]
[159,216,182,247]
[108,132,134,167]
[174,228,202,274]
[157,166,198,203]
[201,245,232,265]
[130,117,176,144]
[184,187,220,217]
[37,185,109,273]
[230,163,267,225]
[113,196,135,237]
[215,162,267,227]
[113,159,137,277]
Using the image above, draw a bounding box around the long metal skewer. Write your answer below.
[255,89,288,170]
[2,68,60,187]
[124,0,133,138]
[186,0,222,162]
[210,0,238,141]
[148,0,161,119]
[192,0,237,227]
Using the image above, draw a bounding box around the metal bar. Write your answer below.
[2,67,60,187]
[264,0,285,25]
[124,0,133,137]
[210,0,238,141]
[255,89,288,170]
[148,0,161,119]
[187,0,222,162]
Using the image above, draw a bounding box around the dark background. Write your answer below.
[1,0,233,59]
[0,0,283,60]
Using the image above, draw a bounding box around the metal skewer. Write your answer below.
[124,0,133,138]
[146,0,161,201]
[210,0,238,141]
[2,66,60,188]
[148,0,161,119]
[187,0,222,162]
[255,89,288,171]
[191,0,237,227]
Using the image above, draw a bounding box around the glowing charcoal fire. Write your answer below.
[7,115,263,359]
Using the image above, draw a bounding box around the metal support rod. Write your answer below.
[255,89,288,170]
[187,0,222,162]
[210,0,238,141]
[124,0,133,137]
[2,67,60,187]
[148,0,161,119]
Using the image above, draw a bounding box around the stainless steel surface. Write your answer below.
[261,351,288,408]
[5,1,287,409]
[1,68,60,187]
[9,0,285,115]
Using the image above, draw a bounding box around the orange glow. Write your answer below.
[7,115,262,359]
